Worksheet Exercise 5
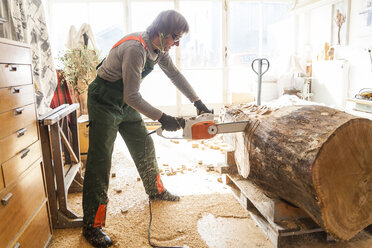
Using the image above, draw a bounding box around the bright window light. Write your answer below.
[179,0,222,69]
[130,1,174,32]
[229,1,290,94]
[50,2,125,58]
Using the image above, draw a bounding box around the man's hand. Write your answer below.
[158,113,182,131]
[194,100,213,115]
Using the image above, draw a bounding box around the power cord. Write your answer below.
[144,132,185,248]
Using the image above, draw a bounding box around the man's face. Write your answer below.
[163,33,182,52]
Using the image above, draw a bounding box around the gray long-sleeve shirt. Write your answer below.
[97,31,198,120]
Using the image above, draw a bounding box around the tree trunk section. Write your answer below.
[222,104,372,241]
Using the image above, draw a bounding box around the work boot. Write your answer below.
[83,226,113,248]
[150,189,180,201]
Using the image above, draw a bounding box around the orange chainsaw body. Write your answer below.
[191,121,216,140]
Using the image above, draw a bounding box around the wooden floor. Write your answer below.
[47,135,372,248]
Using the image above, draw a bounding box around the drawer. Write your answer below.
[0,122,39,164]
[11,202,52,248]
[2,140,42,187]
[0,42,31,64]
[0,84,34,114]
[0,167,3,192]
[0,64,32,87]
[0,104,36,140]
[0,160,46,248]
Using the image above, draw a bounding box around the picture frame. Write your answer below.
[331,0,350,46]
[359,0,372,37]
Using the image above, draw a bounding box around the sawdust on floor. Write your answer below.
[48,135,372,248]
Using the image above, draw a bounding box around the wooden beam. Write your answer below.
[59,126,79,164]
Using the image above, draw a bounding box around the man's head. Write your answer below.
[147,10,189,52]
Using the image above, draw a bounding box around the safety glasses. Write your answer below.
[171,33,181,43]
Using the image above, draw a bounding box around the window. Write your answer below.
[130,1,174,32]
[179,0,222,113]
[229,2,260,65]
[228,1,290,94]
[130,1,176,109]
[46,0,291,116]
[50,1,125,59]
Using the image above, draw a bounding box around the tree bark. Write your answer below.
[222,104,372,241]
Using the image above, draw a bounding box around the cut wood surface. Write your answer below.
[221,102,372,241]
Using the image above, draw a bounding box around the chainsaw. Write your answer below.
[153,113,249,140]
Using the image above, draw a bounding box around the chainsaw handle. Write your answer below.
[156,127,167,138]
[155,118,184,139]
[155,126,184,139]
[177,117,186,129]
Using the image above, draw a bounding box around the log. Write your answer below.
[222,103,372,241]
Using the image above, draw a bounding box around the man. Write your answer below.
[82,10,212,247]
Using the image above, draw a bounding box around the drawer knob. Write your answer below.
[14,107,24,116]
[11,87,21,94]
[1,193,13,206]
[17,128,27,137]
[20,148,30,159]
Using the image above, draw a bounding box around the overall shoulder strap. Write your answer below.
[111,35,147,51]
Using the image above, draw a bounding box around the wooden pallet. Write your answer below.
[226,174,324,247]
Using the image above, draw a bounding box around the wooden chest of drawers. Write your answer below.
[0,38,52,248]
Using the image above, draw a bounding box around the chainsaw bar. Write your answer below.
[215,121,250,134]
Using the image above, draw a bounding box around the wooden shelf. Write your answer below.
[346,98,372,119]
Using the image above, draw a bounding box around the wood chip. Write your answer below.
[115,188,122,193]
[192,143,199,148]
[111,172,116,178]
[137,177,141,181]
[211,145,220,150]
[121,208,128,214]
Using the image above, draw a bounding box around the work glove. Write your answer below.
[158,113,183,131]
[194,99,213,115]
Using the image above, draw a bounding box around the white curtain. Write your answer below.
[7,0,57,115]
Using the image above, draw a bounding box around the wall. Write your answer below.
[347,0,372,95]
[295,0,372,102]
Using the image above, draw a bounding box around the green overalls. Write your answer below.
[83,36,163,228]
